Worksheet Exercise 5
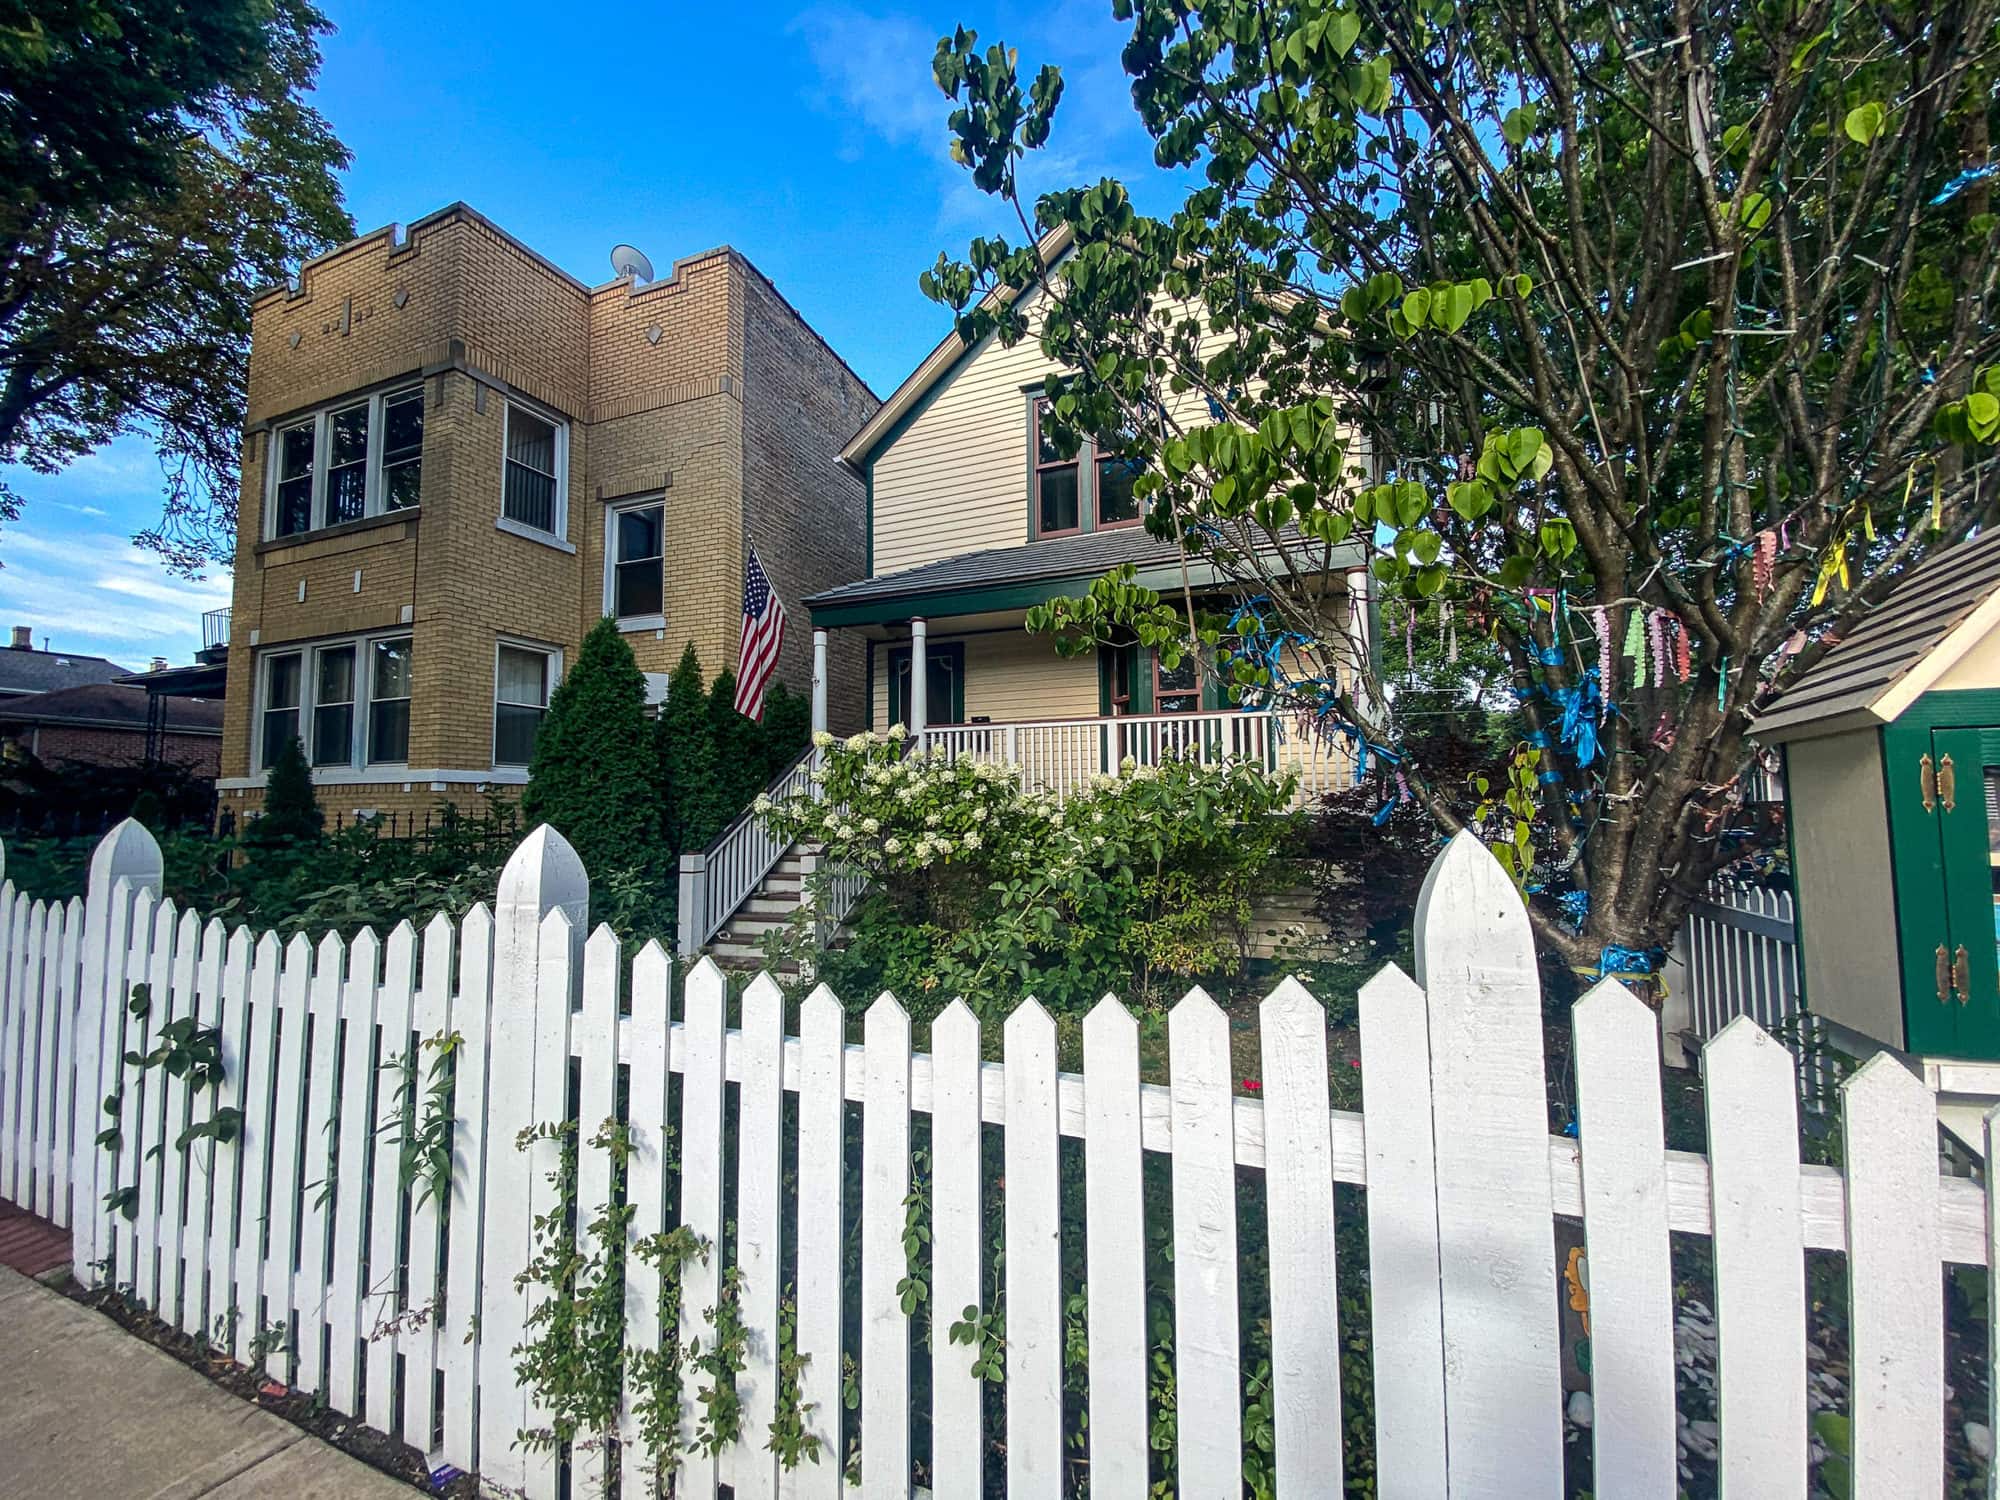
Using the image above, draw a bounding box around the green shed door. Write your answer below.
[1897,726,2000,1056]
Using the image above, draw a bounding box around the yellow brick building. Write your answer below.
[217,203,876,825]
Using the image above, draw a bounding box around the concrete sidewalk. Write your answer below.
[0,1264,418,1497]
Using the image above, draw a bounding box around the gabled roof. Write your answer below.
[840,225,1075,472]
[0,647,133,698]
[1752,529,2000,743]
[0,682,223,734]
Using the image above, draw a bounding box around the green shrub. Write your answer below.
[522,618,664,886]
[245,734,321,848]
[761,730,1296,1016]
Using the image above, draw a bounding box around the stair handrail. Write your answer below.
[677,745,819,954]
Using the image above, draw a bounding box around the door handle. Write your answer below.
[1955,945,1971,1004]
[1921,753,1937,812]
[1939,752,1958,812]
[1938,944,1953,1002]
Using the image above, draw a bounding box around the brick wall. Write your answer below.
[16,725,220,778]
[223,204,875,802]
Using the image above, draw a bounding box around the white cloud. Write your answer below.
[0,523,230,666]
[790,6,950,159]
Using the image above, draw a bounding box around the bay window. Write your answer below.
[254,630,413,772]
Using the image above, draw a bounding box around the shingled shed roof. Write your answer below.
[1752,529,2000,743]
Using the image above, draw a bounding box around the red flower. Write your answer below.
[1242,1079,1262,1091]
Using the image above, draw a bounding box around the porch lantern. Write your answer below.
[1751,528,2000,1065]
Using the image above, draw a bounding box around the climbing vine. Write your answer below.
[98,981,241,1221]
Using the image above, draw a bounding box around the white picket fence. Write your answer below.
[0,819,1992,1497]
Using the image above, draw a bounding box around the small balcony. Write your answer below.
[922,708,1355,810]
[198,608,232,664]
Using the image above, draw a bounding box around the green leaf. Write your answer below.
[1501,104,1537,146]
[1446,479,1494,521]
[1400,287,1431,328]
[1734,189,1773,231]
[1328,9,1361,56]
[1408,529,1443,565]
[1843,101,1887,145]
[1498,555,1536,588]
[1513,273,1533,298]
[1507,428,1545,477]
[1966,391,2000,443]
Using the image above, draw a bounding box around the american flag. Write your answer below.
[734,544,787,720]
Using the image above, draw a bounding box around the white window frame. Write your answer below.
[263,384,425,540]
[492,638,562,770]
[365,635,415,767]
[602,495,666,631]
[252,628,414,772]
[498,399,571,547]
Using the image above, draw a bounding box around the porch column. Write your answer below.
[810,627,830,739]
[908,616,929,743]
[1345,564,1374,714]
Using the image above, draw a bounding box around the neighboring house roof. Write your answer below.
[0,647,134,697]
[113,662,229,699]
[840,224,1076,472]
[806,526,1365,628]
[1752,529,2000,743]
[0,682,224,735]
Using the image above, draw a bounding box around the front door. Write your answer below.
[1903,726,2000,1056]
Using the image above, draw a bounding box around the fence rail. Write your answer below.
[0,819,1989,1498]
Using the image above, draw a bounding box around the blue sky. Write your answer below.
[0,0,1185,668]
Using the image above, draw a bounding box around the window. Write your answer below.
[495,644,556,767]
[1155,652,1200,713]
[888,643,965,727]
[275,423,316,537]
[1097,451,1145,527]
[368,638,412,764]
[608,501,665,621]
[260,653,303,767]
[311,645,355,767]
[1033,398,1080,536]
[264,385,424,538]
[381,390,423,510]
[504,404,562,534]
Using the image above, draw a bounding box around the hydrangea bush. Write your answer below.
[758,726,1297,1017]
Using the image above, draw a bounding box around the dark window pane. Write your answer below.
[505,463,557,531]
[369,700,409,763]
[277,476,313,535]
[327,460,367,524]
[261,708,300,770]
[496,646,548,707]
[382,393,423,459]
[280,424,315,480]
[330,405,368,464]
[617,505,663,562]
[383,458,421,510]
[494,703,542,766]
[1035,399,1066,465]
[1157,653,1199,712]
[1039,467,1079,533]
[372,638,412,699]
[615,559,663,619]
[507,407,556,471]
[266,654,302,708]
[1098,457,1143,524]
[312,703,353,766]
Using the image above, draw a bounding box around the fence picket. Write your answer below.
[176,916,226,1337]
[1417,833,1563,1495]
[787,986,847,1500]
[677,957,728,1500]
[518,905,577,1500]
[1081,996,1146,1500]
[1572,980,1677,1497]
[401,915,451,1452]
[929,999,984,1500]
[1005,997,1062,1498]
[1703,1018,1806,1498]
[620,940,671,1500]
[735,973,786,1500]
[1259,977,1342,1493]
[1167,988,1242,1498]
[133,899,177,1310]
[32,899,68,1223]
[232,932,282,1368]
[13,895,44,1214]
[861,992,913,1498]
[1843,1054,1943,1496]
[1356,963,1445,1499]
[112,887,156,1287]
[367,921,418,1438]
[572,923,622,1500]
[208,928,252,1357]
[442,902,494,1471]
[152,906,200,1322]
[49,896,83,1228]
[329,928,382,1416]
[264,932,315,1381]
[294,929,347,1396]
[0,881,15,1203]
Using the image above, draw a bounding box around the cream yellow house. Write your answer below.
[801,240,1373,805]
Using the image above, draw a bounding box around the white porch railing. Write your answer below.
[678,748,816,954]
[925,707,1354,808]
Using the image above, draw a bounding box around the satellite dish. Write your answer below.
[610,244,654,284]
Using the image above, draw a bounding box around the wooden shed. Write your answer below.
[1753,529,2000,1062]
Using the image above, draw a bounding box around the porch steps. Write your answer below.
[708,849,811,970]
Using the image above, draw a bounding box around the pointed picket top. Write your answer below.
[461,900,493,934]
[1704,1010,1792,1078]
[630,938,671,1008]
[802,981,845,1034]
[1357,960,1425,1018]
[1170,982,1226,1027]
[201,913,228,956]
[933,995,980,1048]
[88,817,163,897]
[584,921,622,982]
[538,904,576,959]
[496,822,589,929]
[743,969,786,1025]
[255,928,283,968]
[384,918,418,971]
[226,923,254,969]
[422,908,453,949]
[1004,992,1056,1045]
[1083,991,1137,1047]
[1843,1046,1932,1113]
[349,924,381,983]
[684,952,728,997]
[1260,972,1326,1030]
[284,928,314,970]
[866,988,910,1028]
[1412,828,1533,988]
[1574,973,1651,1025]
[314,927,345,982]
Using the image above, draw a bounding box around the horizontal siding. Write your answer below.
[871,285,1246,576]
[872,629,1100,732]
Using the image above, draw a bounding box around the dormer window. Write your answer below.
[1033,398,1080,536]
[1030,395,1145,538]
